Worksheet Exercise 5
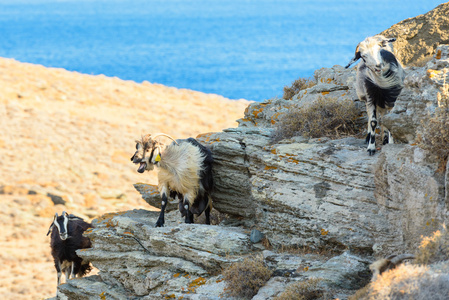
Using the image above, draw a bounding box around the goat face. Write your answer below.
[346,35,396,74]
[47,212,69,241]
[130,136,160,173]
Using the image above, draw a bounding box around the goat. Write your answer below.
[47,211,93,288]
[369,253,415,281]
[130,133,213,227]
[345,35,405,155]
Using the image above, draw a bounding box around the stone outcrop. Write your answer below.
[194,45,449,257]
[56,31,449,300]
[381,2,449,66]
[56,210,372,299]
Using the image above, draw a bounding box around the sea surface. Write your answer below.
[0,0,444,101]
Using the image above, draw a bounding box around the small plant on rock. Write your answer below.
[417,68,449,170]
[222,255,272,299]
[415,223,449,265]
[275,278,326,300]
[283,77,316,100]
[272,97,360,142]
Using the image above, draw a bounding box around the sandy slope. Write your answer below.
[0,58,249,299]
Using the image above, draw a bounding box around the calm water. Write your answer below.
[0,0,444,101]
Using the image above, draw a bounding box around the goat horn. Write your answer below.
[151,133,179,145]
[389,254,415,265]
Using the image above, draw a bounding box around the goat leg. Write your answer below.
[183,197,194,224]
[205,205,211,225]
[366,103,377,155]
[155,192,168,227]
[55,259,62,286]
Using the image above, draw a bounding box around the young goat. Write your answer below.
[131,133,213,227]
[47,212,93,289]
[346,35,405,155]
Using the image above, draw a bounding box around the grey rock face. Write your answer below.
[64,209,252,298]
[56,44,449,300]
[196,45,449,257]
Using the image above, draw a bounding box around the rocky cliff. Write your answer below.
[55,4,449,299]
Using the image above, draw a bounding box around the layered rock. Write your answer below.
[57,210,372,299]
[197,45,449,256]
[380,2,449,66]
[56,42,449,300]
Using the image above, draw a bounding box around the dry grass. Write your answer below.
[350,224,449,300]
[272,97,360,142]
[283,77,316,100]
[415,224,449,265]
[276,244,340,259]
[350,264,449,300]
[222,255,273,299]
[417,68,449,170]
[274,278,325,300]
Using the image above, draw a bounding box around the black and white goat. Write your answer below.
[47,211,92,288]
[346,35,405,155]
[131,133,213,227]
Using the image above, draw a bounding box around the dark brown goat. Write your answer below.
[47,211,93,290]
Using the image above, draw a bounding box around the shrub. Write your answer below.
[274,278,325,300]
[222,255,272,299]
[350,225,449,300]
[415,223,449,265]
[354,264,449,300]
[283,77,316,100]
[417,68,449,170]
[272,97,360,142]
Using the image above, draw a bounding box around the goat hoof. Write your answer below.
[155,220,164,227]
[368,149,376,156]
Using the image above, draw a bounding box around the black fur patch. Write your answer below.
[380,50,398,67]
[365,78,402,109]
[179,138,214,216]
[185,138,214,193]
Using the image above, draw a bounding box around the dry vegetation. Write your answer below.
[222,255,273,299]
[0,57,248,299]
[275,278,326,300]
[350,263,449,300]
[417,68,449,170]
[350,224,449,300]
[283,77,316,100]
[415,223,449,265]
[272,97,360,142]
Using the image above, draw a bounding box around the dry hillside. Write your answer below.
[0,57,249,299]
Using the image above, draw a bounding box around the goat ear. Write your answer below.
[382,38,396,47]
[345,45,361,69]
[47,213,57,236]
[46,223,54,236]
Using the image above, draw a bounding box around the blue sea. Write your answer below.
[0,0,444,101]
